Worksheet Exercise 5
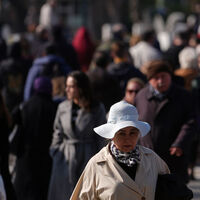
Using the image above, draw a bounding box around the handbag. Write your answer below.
[155,173,193,200]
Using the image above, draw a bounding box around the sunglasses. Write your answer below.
[126,89,139,94]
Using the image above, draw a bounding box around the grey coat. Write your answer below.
[48,100,107,200]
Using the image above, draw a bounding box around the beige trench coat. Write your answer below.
[70,144,169,200]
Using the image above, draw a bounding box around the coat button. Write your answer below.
[141,197,145,200]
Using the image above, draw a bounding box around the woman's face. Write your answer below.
[112,126,140,152]
[125,81,143,105]
[66,76,79,101]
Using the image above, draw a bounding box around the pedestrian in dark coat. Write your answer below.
[24,43,71,101]
[0,92,17,200]
[13,76,56,200]
[51,25,80,71]
[134,60,196,183]
[0,58,29,113]
[107,41,146,96]
[87,50,122,112]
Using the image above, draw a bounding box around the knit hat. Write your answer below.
[34,76,52,95]
[146,60,173,80]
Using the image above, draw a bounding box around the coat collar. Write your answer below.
[96,144,152,162]
[96,144,153,196]
[145,83,177,101]
[145,84,180,115]
[59,100,86,137]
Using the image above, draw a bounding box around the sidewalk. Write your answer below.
[188,166,200,200]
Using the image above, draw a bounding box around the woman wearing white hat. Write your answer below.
[70,101,170,200]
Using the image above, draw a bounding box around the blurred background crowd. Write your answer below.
[0,0,200,199]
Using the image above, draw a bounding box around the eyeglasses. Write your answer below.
[126,89,139,94]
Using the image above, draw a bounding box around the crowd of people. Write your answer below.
[0,3,200,199]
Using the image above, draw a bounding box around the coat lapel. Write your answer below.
[154,84,176,117]
[155,98,169,116]
[105,149,144,196]
[60,101,74,138]
[145,85,170,117]
[135,148,152,193]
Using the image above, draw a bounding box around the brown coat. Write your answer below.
[70,144,169,200]
[134,84,196,182]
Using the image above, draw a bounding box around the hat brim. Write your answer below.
[94,121,150,139]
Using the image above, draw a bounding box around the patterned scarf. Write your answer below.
[110,141,141,167]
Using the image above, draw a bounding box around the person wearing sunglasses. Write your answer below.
[124,78,145,105]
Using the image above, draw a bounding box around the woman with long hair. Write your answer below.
[48,71,106,200]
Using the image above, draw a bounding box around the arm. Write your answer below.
[171,93,196,154]
[23,66,39,101]
[171,118,196,154]
[49,105,64,157]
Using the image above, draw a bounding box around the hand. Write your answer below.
[169,147,183,157]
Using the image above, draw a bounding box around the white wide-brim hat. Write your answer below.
[94,101,150,139]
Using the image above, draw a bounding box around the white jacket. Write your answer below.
[70,144,170,200]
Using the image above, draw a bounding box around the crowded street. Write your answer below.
[0,0,200,199]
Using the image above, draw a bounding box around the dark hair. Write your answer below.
[92,51,110,69]
[67,71,94,110]
[174,30,189,44]
[45,43,57,55]
[51,25,64,41]
[111,41,127,58]
[40,61,64,77]
[9,42,21,59]
[141,30,155,42]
